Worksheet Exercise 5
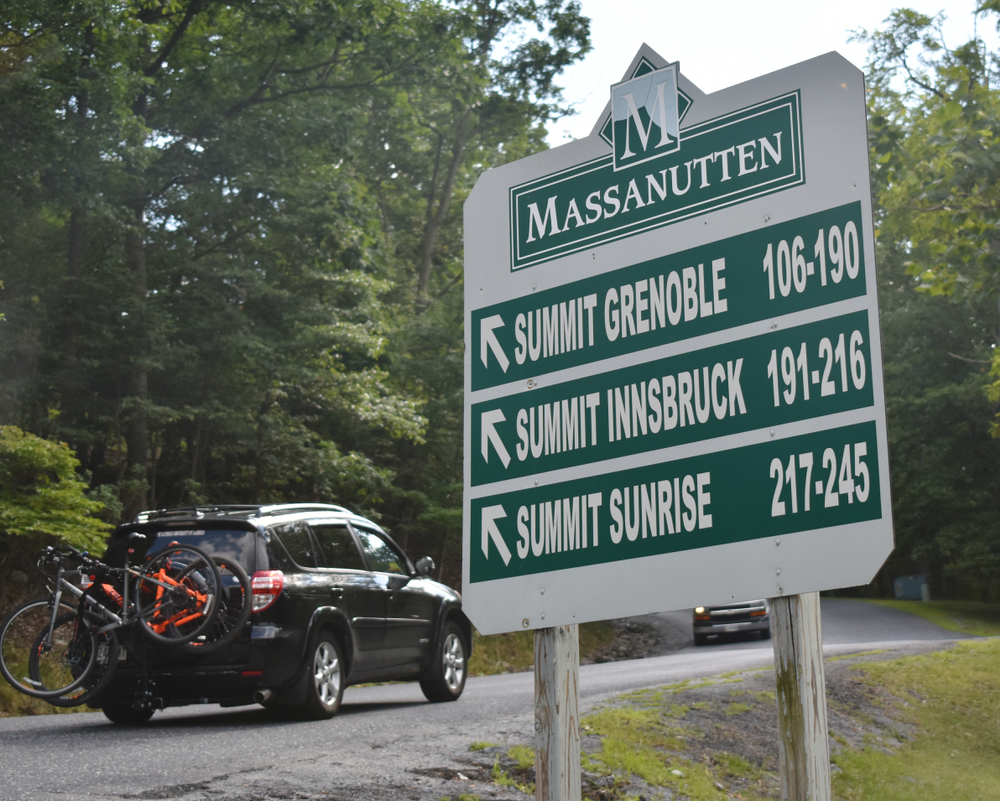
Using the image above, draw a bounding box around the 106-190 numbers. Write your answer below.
[770,442,870,517]
[763,223,861,300]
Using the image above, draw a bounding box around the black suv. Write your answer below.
[90,503,471,725]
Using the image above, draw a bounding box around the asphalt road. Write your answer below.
[0,599,975,801]
[649,596,976,651]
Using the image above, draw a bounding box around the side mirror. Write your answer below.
[414,556,435,577]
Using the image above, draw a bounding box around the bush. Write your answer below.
[0,426,111,612]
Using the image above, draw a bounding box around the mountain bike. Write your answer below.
[0,535,230,706]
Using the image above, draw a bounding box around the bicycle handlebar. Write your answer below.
[39,544,102,574]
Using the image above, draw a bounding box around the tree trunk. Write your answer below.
[124,205,149,514]
[416,111,471,306]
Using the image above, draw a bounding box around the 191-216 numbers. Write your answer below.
[763,222,860,300]
[770,442,870,517]
[767,330,866,407]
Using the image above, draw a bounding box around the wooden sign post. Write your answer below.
[534,625,581,801]
[772,592,830,800]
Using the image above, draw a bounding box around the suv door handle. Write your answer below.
[330,587,344,600]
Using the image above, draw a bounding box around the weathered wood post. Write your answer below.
[771,592,830,801]
[535,624,581,801]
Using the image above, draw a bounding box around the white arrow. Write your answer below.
[480,315,510,373]
[480,409,511,468]
[481,505,512,566]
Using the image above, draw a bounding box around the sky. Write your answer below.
[546,0,997,145]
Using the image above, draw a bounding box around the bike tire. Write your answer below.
[0,599,95,698]
[135,544,222,646]
[179,557,252,654]
[36,608,120,708]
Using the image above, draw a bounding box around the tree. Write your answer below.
[351,3,589,582]
[0,426,111,609]
[858,6,1000,433]
[857,7,1000,599]
[0,1,455,515]
[0,1,590,588]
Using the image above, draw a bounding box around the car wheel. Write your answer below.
[419,621,467,703]
[299,633,345,720]
[101,699,154,725]
[693,633,708,646]
[760,625,772,641]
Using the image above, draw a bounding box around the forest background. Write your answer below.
[1,0,998,609]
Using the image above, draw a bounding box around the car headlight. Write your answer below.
[694,606,705,614]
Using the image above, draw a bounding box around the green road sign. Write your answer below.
[463,46,893,635]
[472,201,867,390]
[470,420,881,583]
[472,310,874,485]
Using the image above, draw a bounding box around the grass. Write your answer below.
[832,638,1000,800]
[474,627,1000,800]
[827,649,886,662]
[581,701,770,800]
[0,627,86,718]
[467,620,616,676]
[489,745,535,795]
[581,640,1000,799]
[468,741,497,752]
[861,598,1000,637]
[506,744,534,770]
[0,680,83,717]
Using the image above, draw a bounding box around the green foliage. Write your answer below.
[856,6,1000,599]
[467,620,615,676]
[0,0,590,587]
[858,6,1000,432]
[0,426,111,615]
[0,426,110,551]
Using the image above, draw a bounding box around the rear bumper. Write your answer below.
[92,623,306,709]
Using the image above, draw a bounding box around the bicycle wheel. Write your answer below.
[135,544,221,646]
[36,608,120,708]
[0,599,95,698]
[179,557,252,654]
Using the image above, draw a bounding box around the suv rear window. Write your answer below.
[142,528,259,573]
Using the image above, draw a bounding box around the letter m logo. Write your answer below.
[611,63,680,171]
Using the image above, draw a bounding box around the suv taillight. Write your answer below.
[251,570,284,612]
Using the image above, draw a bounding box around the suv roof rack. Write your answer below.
[254,503,351,517]
[132,503,352,524]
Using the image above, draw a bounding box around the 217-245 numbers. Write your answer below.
[770,442,870,517]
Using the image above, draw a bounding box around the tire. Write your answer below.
[760,625,772,641]
[179,557,252,654]
[101,697,154,725]
[31,608,120,708]
[419,621,466,703]
[0,600,95,698]
[298,633,345,720]
[136,544,221,646]
[693,633,709,646]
